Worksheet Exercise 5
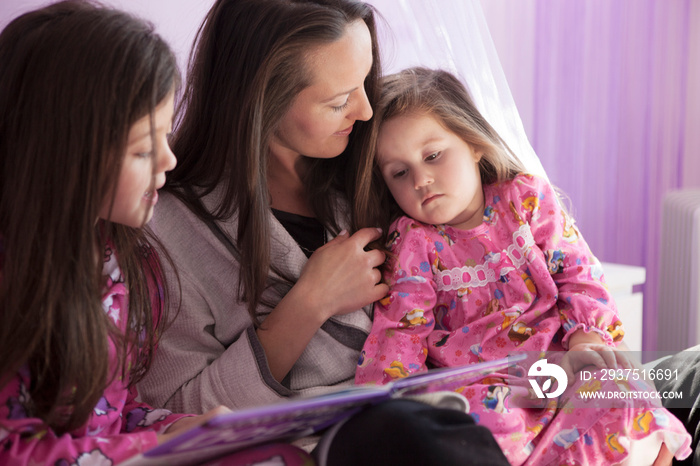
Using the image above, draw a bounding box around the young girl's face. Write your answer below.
[98,92,176,227]
[377,112,484,230]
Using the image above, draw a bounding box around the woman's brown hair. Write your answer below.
[166,0,382,323]
[0,1,179,433]
[353,67,527,251]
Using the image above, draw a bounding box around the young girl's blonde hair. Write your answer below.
[354,67,527,243]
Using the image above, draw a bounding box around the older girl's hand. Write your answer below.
[157,406,231,445]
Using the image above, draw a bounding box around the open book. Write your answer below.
[123,353,526,465]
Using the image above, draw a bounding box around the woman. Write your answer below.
[139,0,507,464]
[140,0,385,413]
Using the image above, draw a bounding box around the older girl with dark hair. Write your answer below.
[0,1,240,464]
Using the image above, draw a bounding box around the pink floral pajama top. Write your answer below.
[356,174,691,465]
[0,245,191,465]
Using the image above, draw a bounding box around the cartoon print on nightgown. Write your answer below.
[554,428,581,449]
[434,303,451,331]
[545,249,565,274]
[55,449,112,466]
[357,350,373,369]
[498,310,520,330]
[93,397,117,416]
[606,320,625,342]
[561,212,580,244]
[6,379,29,420]
[386,230,401,250]
[399,309,427,327]
[384,360,409,380]
[482,385,511,413]
[483,205,498,224]
[125,407,170,432]
[508,321,535,345]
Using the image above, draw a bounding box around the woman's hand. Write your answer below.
[157,406,231,445]
[257,227,388,382]
[296,227,389,323]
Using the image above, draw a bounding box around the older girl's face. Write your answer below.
[270,19,374,161]
[98,92,176,227]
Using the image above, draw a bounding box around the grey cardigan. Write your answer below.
[138,190,373,414]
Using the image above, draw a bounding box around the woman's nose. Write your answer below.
[352,85,373,122]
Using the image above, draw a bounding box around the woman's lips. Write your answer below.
[334,124,353,136]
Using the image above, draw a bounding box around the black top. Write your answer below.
[272,208,326,258]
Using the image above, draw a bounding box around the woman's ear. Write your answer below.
[472,146,484,163]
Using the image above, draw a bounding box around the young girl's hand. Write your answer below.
[157,405,231,445]
[559,330,635,382]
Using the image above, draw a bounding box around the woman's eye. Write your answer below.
[332,100,349,112]
[136,152,152,158]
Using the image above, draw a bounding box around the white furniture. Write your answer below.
[657,190,700,350]
[601,262,646,352]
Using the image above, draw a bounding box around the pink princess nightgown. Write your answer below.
[0,242,312,466]
[356,174,691,465]
[0,244,194,465]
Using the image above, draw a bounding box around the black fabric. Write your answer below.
[272,208,325,258]
[321,399,509,466]
[655,348,700,466]
[320,318,369,352]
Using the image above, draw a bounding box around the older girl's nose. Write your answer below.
[159,139,177,173]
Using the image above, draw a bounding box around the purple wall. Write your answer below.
[0,0,213,74]
[482,0,700,351]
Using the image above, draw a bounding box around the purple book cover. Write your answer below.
[122,354,525,466]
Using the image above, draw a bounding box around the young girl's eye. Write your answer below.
[393,169,407,179]
[425,152,441,161]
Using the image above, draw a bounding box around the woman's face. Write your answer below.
[270,19,374,161]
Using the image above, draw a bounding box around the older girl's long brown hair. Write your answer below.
[0,1,179,433]
[166,0,382,323]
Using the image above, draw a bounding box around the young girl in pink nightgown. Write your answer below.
[0,3,310,465]
[354,67,691,465]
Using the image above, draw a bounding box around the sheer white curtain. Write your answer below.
[370,0,700,351]
[367,0,546,179]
